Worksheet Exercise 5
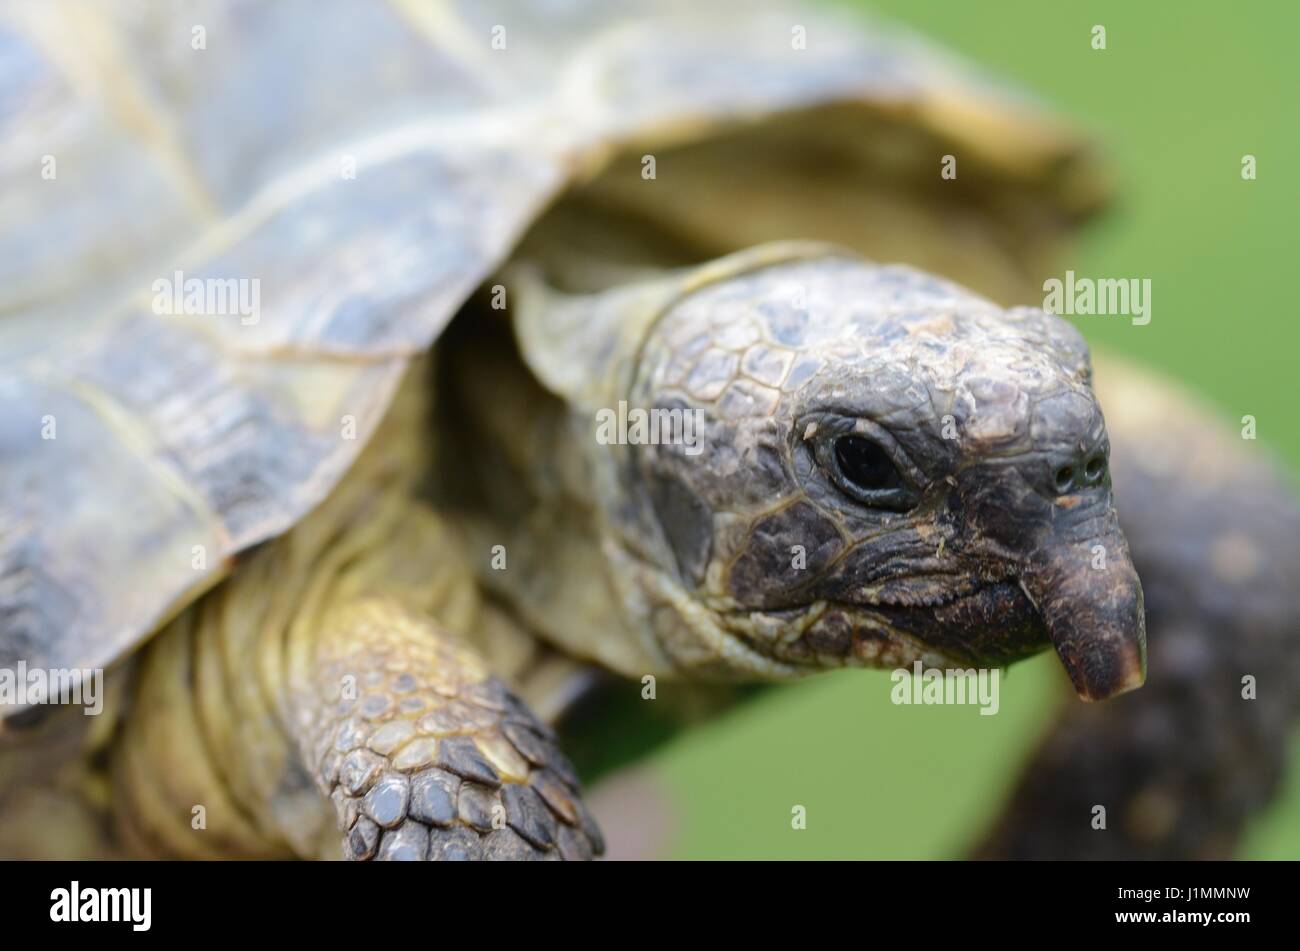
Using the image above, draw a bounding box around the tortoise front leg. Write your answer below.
[297,598,604,861]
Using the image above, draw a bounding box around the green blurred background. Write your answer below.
[630,0,1300,859]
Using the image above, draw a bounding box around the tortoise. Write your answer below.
[2,0,1298,861]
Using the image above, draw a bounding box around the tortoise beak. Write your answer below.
[1019,506,1147,701]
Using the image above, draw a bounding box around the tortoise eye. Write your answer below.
[825,435,917,512]
[834,436,904,492]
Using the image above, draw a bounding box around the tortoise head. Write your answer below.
[617,247,1145,699]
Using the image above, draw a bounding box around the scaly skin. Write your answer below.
[301,598,602,860]
[484,244,1300,858]
[107,369,603,860]
[486,243,1145,697]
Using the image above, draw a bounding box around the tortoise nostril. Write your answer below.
[1048,451,1106,495]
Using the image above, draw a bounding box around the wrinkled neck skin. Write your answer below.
[493,245,841,682]
[447,258,702,678]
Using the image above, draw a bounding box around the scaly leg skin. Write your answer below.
[109,368,602,860]
[111,527,605,861]
[298,597,603,861]
[975,356,1300,859]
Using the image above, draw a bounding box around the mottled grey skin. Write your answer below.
[597,251,1145,697]
[500,243,1298,860]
